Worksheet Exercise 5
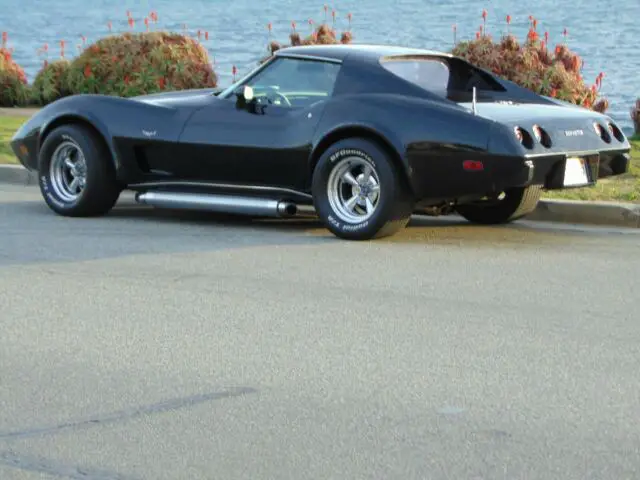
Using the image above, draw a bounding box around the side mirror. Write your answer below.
[235,85,255,110]
[243,85,254,101]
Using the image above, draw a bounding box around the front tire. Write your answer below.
[37,124,121,217]
[455,185,542,225]
[311,137,414,240]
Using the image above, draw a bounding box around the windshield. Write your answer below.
[217,58,274,99]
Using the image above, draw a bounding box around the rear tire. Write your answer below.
[455,185,542,225]
[311,137,414,240]
[37,124,121,217]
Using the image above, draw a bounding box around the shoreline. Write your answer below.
[2,11,636,133]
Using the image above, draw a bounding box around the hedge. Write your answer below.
[2,9,637,130]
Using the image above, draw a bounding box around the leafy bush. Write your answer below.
[30,59,71,105]
[262,22,353,63]
[0,47,29,107]
[64,31,217,97]
[451,14,608,112]
[631,99,640,135]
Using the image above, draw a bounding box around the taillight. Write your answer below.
[514,126,524,142]
[593,122,611,143]
[532,125,542,141]
[607,122,625,142]
[513,126,534,148]
[532,124,552,148]
[593,122,602,136]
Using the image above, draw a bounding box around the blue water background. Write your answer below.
[1,0,638,132]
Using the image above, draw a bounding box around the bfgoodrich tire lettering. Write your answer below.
[312,137,414,240]
[38,124,121,217]
[455,185,542,225]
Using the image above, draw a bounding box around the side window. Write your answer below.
[244,57,341,107]
[381,58,450,97]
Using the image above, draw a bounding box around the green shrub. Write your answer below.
[0,47,29,107]
[64,31,217,97]
[451,14,608,112]
[30,59,71,105]
[262,23,353,63]
[631,99,640,135]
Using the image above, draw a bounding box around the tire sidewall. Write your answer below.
[312,139,401,239]
[38,126,93,213]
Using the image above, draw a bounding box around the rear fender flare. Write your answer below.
[309,123,413,192]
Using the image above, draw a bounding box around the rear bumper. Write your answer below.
[526,149,630,190]
[407,147,630,202]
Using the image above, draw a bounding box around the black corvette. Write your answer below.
[10,43,631,240]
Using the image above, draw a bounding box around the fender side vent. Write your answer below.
[133,146,151,173]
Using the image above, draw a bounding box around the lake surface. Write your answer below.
[2,0,638,132]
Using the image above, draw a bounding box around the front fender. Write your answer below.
[9,98,116,171]
[39,108,119,167]
[16,94,187,177]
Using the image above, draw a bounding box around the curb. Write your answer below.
[0,107,40,117]
[0,165,639,228]
[527,198,640,228]
[0,165,38,186]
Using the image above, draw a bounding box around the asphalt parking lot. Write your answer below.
[1,184,639,479]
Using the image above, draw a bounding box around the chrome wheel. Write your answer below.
[327,156,381,223]
[49,140,87,202]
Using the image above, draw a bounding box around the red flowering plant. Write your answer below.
[64,30,217,97]
[631,99,640,135]
[0,32,30,106]
[451,13,608,112]
[261,9,353,63]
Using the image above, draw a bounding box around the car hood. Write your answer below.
[132,88,222,108]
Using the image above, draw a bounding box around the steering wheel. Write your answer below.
[269,91,292,107]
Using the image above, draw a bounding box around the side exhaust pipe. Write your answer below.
[135,191,298,217]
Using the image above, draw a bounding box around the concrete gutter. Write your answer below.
[0,165,38,186]
[527,198,640,228]
[0,164,639,229]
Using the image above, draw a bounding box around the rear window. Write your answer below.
[380,57,450,96]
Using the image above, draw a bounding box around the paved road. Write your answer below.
[1,184,639,480]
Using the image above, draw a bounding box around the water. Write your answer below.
[1,0,638,132]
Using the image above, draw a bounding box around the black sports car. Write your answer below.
[10,44,631,240]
